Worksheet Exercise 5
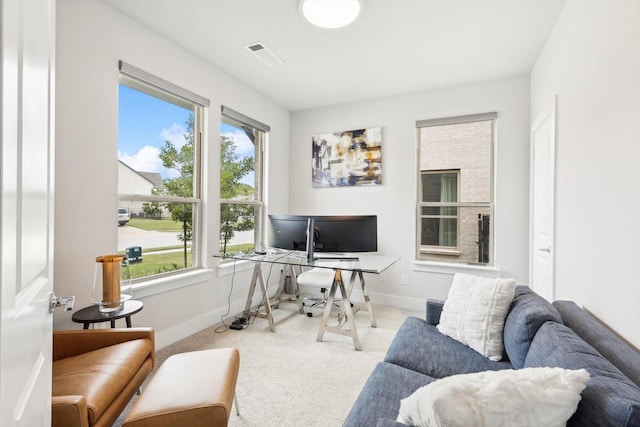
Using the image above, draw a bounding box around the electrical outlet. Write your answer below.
[401,274,409,285]
[379,271,387,282]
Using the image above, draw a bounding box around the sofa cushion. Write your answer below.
[525,322,640,427]
[554,300,640,388]
[503,286,563,368]
[53,339,153,425]
[342,362,434,427]
[425,299,445,326]
[397,367,589,427]
[384,317,512,379]
[437,273,515,361]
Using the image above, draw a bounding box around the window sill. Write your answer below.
[131,268,214,299]
[420,248,461,256]
[411,260,500,276]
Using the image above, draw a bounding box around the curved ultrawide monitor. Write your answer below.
[268,215,377,253]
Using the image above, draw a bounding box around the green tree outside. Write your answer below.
[142,189,164,219]
[159,114,195,268]
[220,134,255,255]
[158,114,256,264]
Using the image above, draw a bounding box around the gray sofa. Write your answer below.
[343,286,640,427]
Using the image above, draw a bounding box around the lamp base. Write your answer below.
[98,298,124,313]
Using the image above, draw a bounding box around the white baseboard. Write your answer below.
[155,287,426,349]
[154,310,217,350]
[331,287,426,314]
[154,297,249,350]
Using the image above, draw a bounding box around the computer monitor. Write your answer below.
[268,214,377,253]
[267,215,309,251]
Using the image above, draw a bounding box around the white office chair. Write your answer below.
[296,267,343,317]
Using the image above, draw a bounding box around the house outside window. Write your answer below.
[219,106,267,258]
[417,113,495,265]
[118,62,208,281]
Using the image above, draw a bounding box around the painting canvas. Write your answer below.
[312,127,382,187]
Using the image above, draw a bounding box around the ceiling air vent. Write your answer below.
[245,42,284,66]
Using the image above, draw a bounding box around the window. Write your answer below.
[117,62,208,281]
[416,113,495,265]
[421,170,459,248]
[219,107,268,258]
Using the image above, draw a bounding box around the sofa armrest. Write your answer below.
[377,418,409,427]
[426,299,445,326]
[53,327,155,366]
[52,395,89,427]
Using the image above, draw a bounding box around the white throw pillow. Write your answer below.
[397,367,590,427]
[437,273,515,361]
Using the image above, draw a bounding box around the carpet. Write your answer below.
[115,303,417,426]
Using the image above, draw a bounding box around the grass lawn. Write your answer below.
[220,243,254,254]
[121,242,255,279]
[127,217,183,231]
[125,250,193,279]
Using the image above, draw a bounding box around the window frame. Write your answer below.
[419,169,461,252]
[416,113,496,266]
[118,62,208,283]
[219,107,268,258]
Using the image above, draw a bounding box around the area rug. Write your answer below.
[116,303,417,426]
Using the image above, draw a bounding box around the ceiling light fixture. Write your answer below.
[300,0,362,30]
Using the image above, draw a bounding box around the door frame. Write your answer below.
[529,95,557,300]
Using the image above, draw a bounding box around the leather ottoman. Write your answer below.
[123,347,240,427]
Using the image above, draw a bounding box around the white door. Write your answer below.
[1,0,56,425]
[530,98,556,302]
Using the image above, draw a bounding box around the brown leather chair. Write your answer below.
[52,328,155,427]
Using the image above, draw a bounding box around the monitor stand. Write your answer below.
[306,218,315,262]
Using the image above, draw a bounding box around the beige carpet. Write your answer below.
[116,303,417,426]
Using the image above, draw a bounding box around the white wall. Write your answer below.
[54,0,290,347]
[531,0,640,347]
[290,76,531,308]
[55,0,639,351]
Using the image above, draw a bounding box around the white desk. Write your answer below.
[217,252,398,350]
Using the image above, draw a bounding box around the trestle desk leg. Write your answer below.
[316,270,362,351]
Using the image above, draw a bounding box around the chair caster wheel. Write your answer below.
[307,312,313,317]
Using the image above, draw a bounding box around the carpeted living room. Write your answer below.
[114,303,422,426]
[1,0,638,426]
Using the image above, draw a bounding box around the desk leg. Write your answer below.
[83,323,89,330]
[316,270,362,351]
[271,268,287,309]
[289,265,304,314]
[126,315,132,328]
[271,265,303,314]
[358,271,376,328]
[338,271,376,328]
[110,320,116,328]
[243,263,275,332]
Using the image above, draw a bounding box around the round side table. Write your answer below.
[72,299,144,329]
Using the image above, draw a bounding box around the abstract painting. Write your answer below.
[311,127,382,187]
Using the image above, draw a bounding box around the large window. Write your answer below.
[118,62,208,281]
[219,107,267,257]
[417,113,495,265]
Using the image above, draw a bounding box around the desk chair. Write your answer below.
[297,267,342,317]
